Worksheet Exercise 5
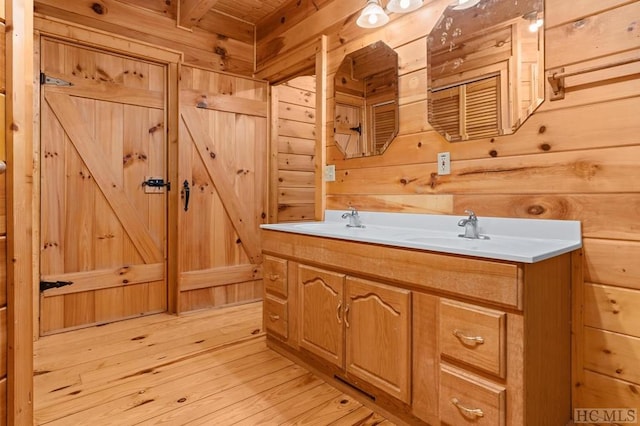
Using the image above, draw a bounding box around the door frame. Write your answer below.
[33,17,183,339]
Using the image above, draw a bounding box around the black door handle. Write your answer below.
[182,180,190,211]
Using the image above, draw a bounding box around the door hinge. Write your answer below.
[40,280,73,292]
[40,72,73,87]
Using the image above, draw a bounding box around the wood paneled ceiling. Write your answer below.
[209,0,293,23]
[123,0,293,27]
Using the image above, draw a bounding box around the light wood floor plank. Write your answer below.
[34,301,391,425]
[36,341,277,423]
[36,310,263,400]
[286,394,367,425]
[327,406,389,425]
[143,368,320,425]
[232,383,344,425]
[35,303,261,370]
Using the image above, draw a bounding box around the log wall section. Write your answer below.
[257,0,640,414]
[0,2,5,422]
[271,76,317,223]
[32,0,255,76]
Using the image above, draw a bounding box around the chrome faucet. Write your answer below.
[342,208,364,228]
[458,210,485,239]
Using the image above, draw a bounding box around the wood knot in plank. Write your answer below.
[131,335,147,341]
[96,67,113,82]
[399,177,416,186]
[126,399,155,410]
[148,123,163,134]
[91,2,106,15]
[572,161,600,179]
[429,173,438,189]
[214,46,227,58]
[527,205,546,215]
[539,143,551,151]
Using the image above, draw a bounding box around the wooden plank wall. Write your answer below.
[0,1,5,422]
[33,0,255,76]
[271,76,317,222]
[258,0,640,413]
[331,0,640,413]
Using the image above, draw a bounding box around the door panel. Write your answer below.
[346,276,411,403]
[298,265,345,368]
[40,39,167,334]
[177,66,267,312]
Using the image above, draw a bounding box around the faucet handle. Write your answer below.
[464,210,477,221]
[342,207,358,219]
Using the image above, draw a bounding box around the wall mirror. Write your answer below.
[427,0,544,142]
[334,41,399,158]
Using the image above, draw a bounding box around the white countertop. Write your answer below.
[260,210,582,263]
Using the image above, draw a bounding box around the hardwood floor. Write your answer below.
[34,302,394,425]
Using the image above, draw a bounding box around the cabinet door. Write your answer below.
[298,265,345,367]
[345,276,411,403]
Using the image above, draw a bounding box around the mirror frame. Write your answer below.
[427,0,545,142]
[333,41,399,158]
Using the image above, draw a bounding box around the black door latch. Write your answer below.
[142,178,171,191]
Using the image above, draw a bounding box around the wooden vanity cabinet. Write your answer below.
[298,265,411,403]
[262,230,573,426]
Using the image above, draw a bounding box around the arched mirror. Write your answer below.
[427,0,544,142]
[334,41,399,158]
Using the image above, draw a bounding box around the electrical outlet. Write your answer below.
[437,152,451,175]
[325,164,336,182]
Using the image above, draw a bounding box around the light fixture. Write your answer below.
[523,11,543,32]
[387,0,424,13]
[356,0,390,28]
[450,0,481,10]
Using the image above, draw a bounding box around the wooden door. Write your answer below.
[345,276,411,403]
[178,66,267,312]
[40,38,168,334]
[298,265,344,368]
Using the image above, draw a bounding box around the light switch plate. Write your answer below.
[437,152,451,175]
[325,164,336,182]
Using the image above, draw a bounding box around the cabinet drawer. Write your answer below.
[264,295,288,339]
[263,256,287,297]
[440,364,505,426]
[440,299,506,378]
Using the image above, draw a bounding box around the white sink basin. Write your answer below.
[261,210,582,263]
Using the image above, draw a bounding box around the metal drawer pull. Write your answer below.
[269,274,280,281]
[268,313,280,321]
[336,301,343,324]
[453,329,485,345]
[451,398,484,418]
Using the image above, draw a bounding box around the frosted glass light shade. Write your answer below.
[387,0,424,13]
[450,0,481,10]
[356,0,390,28]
